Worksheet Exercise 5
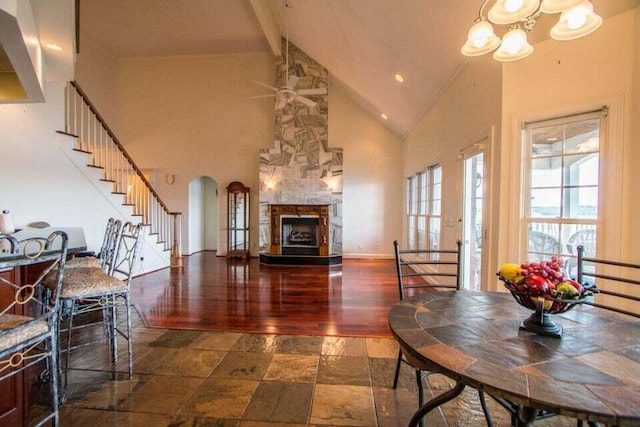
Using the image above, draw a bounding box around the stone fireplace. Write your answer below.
[258,41,342,266]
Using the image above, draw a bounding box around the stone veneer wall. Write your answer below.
[259,41,343,255]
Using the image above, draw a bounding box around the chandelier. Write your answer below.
[461,0,603,62]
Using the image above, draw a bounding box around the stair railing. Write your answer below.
[62,80,182,260]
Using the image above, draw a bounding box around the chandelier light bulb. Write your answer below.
[505,0,524,13]
[567,12,587,29]
[488,0,540,25]
[461,20,501,56]
[493,27,533,61]
[550,0,602,40]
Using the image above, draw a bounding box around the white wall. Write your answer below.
[499,8,639,272]
[186,175,218,254]
[0,82,167,273]
[329,81,403,257]
[203,177,218,250]
[188,177,204,253]
[403,54,503,287]
[74,35,118,125]
[77,49,405,259]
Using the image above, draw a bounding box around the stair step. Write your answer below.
[132,214,143,217]
[112,191,126,195]
[99,179,115,183]
[56,130,79,138]
[122,203,135,206]
[73,148,92,154]
[87,164,104,169]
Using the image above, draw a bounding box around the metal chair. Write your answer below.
[56,222,143,386]
[392,240,472,426]
[577,245,639,319]
[65,218,121,270]
[0,231,68,426]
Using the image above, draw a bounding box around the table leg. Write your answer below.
[408,381,466,427]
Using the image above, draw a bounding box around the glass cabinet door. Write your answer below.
[227,181,250,259]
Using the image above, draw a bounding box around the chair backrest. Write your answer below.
[577,245,640,318]
[0,231,69,353]
[99,218,123,270]
[393,240,462,300]
[109,222,143,282]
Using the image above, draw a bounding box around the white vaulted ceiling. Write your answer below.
[79,0,640,139]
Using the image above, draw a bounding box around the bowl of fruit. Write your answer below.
[497,257,592,338]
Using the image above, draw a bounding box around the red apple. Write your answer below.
[525,275,550,297]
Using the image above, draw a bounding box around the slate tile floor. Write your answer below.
[56,310,579,426]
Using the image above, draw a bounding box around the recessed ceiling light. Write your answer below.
[381,113,388,120]
[394,73,405,83]
[44,43,64,51]
[547,137,559,142]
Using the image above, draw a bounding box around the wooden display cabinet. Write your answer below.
[226,181,250,260]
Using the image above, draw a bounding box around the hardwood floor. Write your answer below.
[131,252,400,337]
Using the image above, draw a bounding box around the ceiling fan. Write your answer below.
[251,1,327,110]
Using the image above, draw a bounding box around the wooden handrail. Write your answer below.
[69,81,180,216]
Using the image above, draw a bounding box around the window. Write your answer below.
[406,165,442,253]
[523,112,602,276]
[407,176,417,249]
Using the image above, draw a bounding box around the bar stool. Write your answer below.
[65,218,121,270]
[55,222,143,385]
[0,231,69,426]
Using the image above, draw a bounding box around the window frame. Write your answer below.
[521,111,604,269]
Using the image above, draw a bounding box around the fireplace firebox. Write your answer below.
[281,216,319,255]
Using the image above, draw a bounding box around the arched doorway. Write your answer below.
[188,176,218,254]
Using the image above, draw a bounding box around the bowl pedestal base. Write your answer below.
[520,311,563,338]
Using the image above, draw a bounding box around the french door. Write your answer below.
[461,149,486,291]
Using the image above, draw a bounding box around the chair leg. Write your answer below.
[64,301,76,388]
[416,369,425,427]
[109,296,118,363]
[49,324,60,426]
[126,292,134,378]
[478,390,494,427]
[393,349,402,389]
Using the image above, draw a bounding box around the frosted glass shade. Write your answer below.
[461,20,501,56]
[550,0,602,40]
[488,0,540,25]
[540,0,583,14]
[493,28,534,62]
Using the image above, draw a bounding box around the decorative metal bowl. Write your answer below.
[498,274,590,338]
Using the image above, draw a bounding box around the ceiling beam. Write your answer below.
[248,0,281,56]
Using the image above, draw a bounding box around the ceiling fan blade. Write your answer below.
[250,94,277,99]
[295,96,317,107]
[287,75,299,89]
[275,98,288,109]
[252,80,278,92]
[297,88,327,96]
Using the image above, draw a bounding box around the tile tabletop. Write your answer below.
[388,291,640,426]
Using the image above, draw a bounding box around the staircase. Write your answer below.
[59,80,182,262]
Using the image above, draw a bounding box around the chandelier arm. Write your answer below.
[478,0,492,20]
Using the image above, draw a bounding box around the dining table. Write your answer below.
[388,291,640,427]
